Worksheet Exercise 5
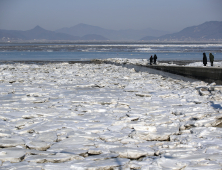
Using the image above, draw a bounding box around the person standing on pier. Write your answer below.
[150,55,153,65]
[154,54,157,64]
[209,53,214,66]
[203,52,207,66]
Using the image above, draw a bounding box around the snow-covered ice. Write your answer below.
[0,60,222,169]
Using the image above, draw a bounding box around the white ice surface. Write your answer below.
[0,61,222,169]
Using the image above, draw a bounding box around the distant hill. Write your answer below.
[2,21,221,41]
[0,26,108,41]
[141,21,222,41]
[22,26,80,40]
[56,23,169,41]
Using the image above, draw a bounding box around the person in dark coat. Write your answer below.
[153,54,157,64]
[150,55,153,65]
[209,53,214,66]
[203,52,207,66]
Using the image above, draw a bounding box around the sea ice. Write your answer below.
[0,61,221,169]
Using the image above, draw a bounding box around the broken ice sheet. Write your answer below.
[0,61,221,169]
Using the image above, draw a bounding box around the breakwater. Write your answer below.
[146,65,222,85]
[98,59,222,85]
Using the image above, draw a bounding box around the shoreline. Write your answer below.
[1,59,221,64]
[1,59,222,85]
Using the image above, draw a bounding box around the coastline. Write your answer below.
[0,59,221,64]
[1,59,222,84]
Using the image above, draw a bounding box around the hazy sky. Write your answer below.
[0,0,222,33]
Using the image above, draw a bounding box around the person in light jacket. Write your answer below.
[209,53,214,66]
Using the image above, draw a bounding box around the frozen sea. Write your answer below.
[0,42,222,169]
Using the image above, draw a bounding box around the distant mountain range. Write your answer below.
[56,23,169,41]
[0,26,107,41]
[0,21,222,41]
[141,21,222,41]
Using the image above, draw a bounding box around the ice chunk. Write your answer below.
[48,137,95,152]
[110,147,154,159]
[88,148,102,155]
[132,123,180,141]
[0,148,26,163]
[157,156,188,169]
[135,92,152,97]
[35,131,58,143]
[85,153,119,161]
[26,141,51,151]
[0,137,25,148]
[71,158,130,169]
[25,153,84,163]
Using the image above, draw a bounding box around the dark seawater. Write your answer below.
[0,42,222,61]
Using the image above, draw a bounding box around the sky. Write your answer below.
[0,0,222,33]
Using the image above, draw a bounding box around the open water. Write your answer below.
[0,42,222,61]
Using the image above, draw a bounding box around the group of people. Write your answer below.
[147,53,214,66]
[149,54,157,65]
[203,52,214,66]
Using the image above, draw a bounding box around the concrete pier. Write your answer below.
[146,65,222,85]
[99,60,222,85]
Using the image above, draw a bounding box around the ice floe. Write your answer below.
[0,61,221,169]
